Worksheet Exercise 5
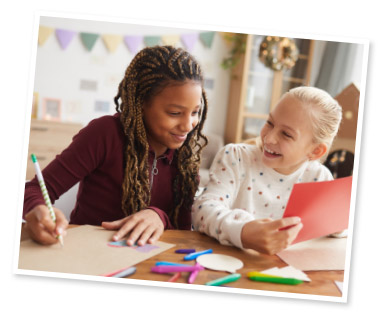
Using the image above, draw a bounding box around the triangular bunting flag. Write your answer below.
[161,34,180,47]
[38,26,54,46]
[55,29,77,50]
[80,32,99,51]
[124,35,143,55]
[180,33,199,52]
[199,32,216,48]
[144,36,161,47]
[101,34,123,53]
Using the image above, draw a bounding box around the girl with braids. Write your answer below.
[193,86,346,255]
[23,46,208,246]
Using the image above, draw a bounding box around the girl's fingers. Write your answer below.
[269,217,301,230]
[147,227,163,244]
[125,222,149,246]
[101,217,127,230]
[111,219,138,242]
[136,226,156,246]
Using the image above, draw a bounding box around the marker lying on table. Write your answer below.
[205,273,241,286]
[112,266,137,278]
[184,249,213,261]
[31,153,64,247]
[168,272,181,282]
[188,263,201,284]
[155,261,191,267]
[151,265,204,274]
[247,272,303,285]
[175,249,196,254]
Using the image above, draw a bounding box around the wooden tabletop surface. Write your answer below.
[20,225,343,298]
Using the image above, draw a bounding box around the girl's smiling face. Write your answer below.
[142,80,202,157]
[260,95,323,175]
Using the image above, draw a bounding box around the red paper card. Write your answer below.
[282,176,353,244]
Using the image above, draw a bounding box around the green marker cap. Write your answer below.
[31,154,37,163]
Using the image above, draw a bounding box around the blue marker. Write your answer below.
[155,261,191,267]
[184,249,213,261]
[112,266,137,278]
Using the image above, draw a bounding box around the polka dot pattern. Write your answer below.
[192,143,334,248]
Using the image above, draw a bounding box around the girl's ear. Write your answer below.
[309,143,327,161]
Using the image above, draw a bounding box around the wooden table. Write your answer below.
[20,226,343,298]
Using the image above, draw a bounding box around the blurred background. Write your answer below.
[27,16,366,185]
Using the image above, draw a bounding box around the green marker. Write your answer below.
[248,274,303,285]
[205,273,241,286]
[31,154,64,247]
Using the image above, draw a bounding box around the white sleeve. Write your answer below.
[192,144,255,249]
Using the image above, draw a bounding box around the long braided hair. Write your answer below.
[114,45,208,228]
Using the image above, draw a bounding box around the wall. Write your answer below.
[34,16,231,136]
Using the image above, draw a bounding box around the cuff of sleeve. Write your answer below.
[221,214,254,249]
[147,206,174,230]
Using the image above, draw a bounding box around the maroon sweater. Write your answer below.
[23,113,191,230]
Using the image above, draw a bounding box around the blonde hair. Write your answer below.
[285,86,342,150]
[251,86,342,160]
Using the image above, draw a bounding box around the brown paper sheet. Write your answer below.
[276,237,347,271]
[18,225,175,276]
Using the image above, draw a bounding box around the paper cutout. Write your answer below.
[161,34,180,46]
[335,281,343,294]
[144,36,161,47]
[55,29,76,50]
[38,26,53,46]
[199,32,216,48]
[282,176,352,244]
[260,266,311,282]
[197,254,243,273]
[124,35,143,54]
[277,236,347,271]
[18,225,175,276]
[181,33,199,52]
[80,32,99,51]
[102,34,122,53]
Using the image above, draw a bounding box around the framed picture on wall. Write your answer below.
[42,97,62,121]
[31,92,38,119]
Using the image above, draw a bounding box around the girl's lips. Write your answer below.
[171,133,187,142]
[263,147,282,159]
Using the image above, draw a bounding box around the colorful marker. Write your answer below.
[248,274,303,285]
[188,263,201,284]
[184,249,213,261]
[31,153,64,247]
[151,265,204,274]
[155,261,192,267]
[168,272,181,282]
[111,266,137,278]
[175,249,196,254]
[205,273,241,286]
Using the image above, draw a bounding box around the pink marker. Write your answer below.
[151,265,204,274]
[188,263,201,284]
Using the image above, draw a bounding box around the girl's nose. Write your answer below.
[265,130,278,144]
[180,115,195,132]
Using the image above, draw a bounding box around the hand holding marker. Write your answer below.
[31,154,64,247]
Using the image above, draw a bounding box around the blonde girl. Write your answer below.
[192,86,342,255]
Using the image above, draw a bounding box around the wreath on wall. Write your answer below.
[259,36,299,71]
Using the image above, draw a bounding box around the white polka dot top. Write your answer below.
[192,143,333,249]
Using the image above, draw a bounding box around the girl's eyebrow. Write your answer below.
[167,104,201,109]
[269,113,298,135]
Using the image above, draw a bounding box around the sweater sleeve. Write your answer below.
[23,116,117,218]
[192,144,256,249]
